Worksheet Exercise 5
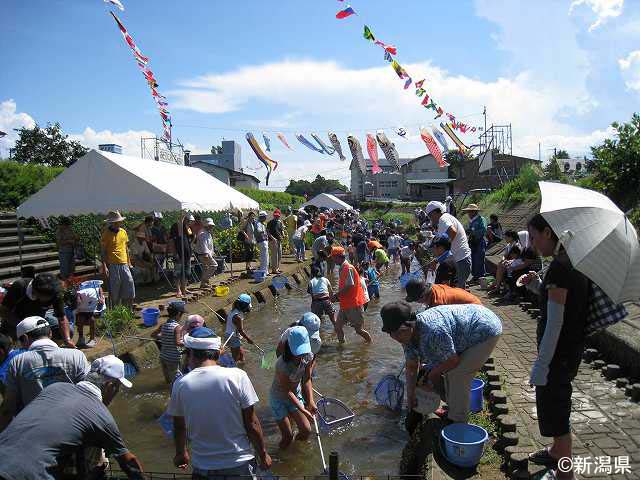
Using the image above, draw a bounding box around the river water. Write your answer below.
[109,264,409,477]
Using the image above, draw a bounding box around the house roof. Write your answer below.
[406,178,456,184]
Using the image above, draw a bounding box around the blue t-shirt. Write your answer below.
[0,349,26,385]
[404,304,502,369]
[366,267,379,286]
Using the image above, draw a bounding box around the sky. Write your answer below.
[1,0,639,190]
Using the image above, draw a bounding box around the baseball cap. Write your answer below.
[299,312,321,355]
[287,326,312,356]
[273,208,282,217]
[90,355,133,388]
[16,316,49,339]
[380,301,414,333]
[405,279,431,303]
[424,201,445,216]
[238,293,252,306]
[183,327,221,351]
[258,210,267,217]
[186,214,195,221]
[204,218,215,226]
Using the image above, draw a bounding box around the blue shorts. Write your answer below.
[367,284,380,298]
[224,334,241,349]
[270,394,304,421]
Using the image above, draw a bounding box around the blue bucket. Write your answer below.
[141,307,160,327]
[254,270,267,283]
[272,275,288,289]
[441,423,488,468]
[158,411,173,437]
[469,378,485,413]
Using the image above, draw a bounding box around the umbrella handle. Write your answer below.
[313,416,328,473]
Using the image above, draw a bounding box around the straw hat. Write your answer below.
[462,203,481,212]
[104,211,126,223]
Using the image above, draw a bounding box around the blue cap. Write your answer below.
[287,326,312,356]
[299,312,320,334]
[238,293,252,306]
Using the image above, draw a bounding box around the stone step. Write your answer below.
[0,219,17,227]
[0,212,17,220]
[0,235,45,246]
[0,251,60,268]
[0,243,57,257]
[1,264,97,286]
[0,227,33,237]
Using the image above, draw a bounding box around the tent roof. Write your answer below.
[17,149,259,218]
[301,193,353,210]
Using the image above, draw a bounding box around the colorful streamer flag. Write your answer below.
[311,133,335,155]
[347,134,367,175]
[440,122,468,153]
[104,0,124,10]
[431,126,449,153]
[420,127,448,169]
[391,60,407,79]
[363,25,375,41]
[384,51,393,62]
[328,132,346,161]
[396,127,407,138]
[336,5,356,19]
[110,12,171,142]
[366,134,382,174]
[414,79,425,89]
[404,77,412,90]
[375,40,397,55]
[376,130,400,171]
[262,133,271,152]
[246,133,278,185]
[415,87,426,97]
[276,132,293,150]
[296,134,325,154]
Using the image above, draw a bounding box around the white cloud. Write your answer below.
[569,0,624,32]
[68,127,158,157]
[618,50,640,90]
[0,99,36,157]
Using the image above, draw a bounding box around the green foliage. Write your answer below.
[285,175,347,198]
[588,113,640,212]
[97,305,136,336]
[235,187,304,212]
[543,158,564,181]
[0,161,64,208]
[480,165,541,210]
[362,210,415,226]
[12,122,88,167]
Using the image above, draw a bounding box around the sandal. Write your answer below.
[528,448,559,468]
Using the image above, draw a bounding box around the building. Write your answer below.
[98,144,122,154]
[350,154,454,202]
[451,153,542,194]
[189,140,261,189]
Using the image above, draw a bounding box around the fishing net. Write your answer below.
[316,397,355,433]
[260,349,277,369]
[374,374,405,411]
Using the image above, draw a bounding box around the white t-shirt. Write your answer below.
[387,235,401,250]
[437,213,471,262]
[167,366,258,470]
[309,277,331,296]
[400,245,413,259]
[293,226,308,240]
[360,277,370,302]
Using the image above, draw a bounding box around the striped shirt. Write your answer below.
[160,319,181,363]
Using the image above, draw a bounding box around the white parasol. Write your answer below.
[539,181,640,303]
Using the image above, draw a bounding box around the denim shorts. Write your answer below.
[224,333,241,349]
[270,393,304,421]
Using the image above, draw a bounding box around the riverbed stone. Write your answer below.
[487,370,501,382]
[498,414,518,433]
[592,359,606,370]
[583,348,599,363]
[616,377,629,389]
[493,403,509,416]
[490,390,508,405]
[605,364,621,380]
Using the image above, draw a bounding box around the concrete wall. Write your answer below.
[191,162,231,185]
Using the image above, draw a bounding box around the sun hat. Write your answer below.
[204,217,215,226]
[405,279,431,303]
[287,326,312,356]
[104,211,126,223]
[462,203,481,212]
[183,327,221,351]
[135,230,146,239]
[238,293,252,306]
[330,246,346,258]
[424,201,445,216]
[380,301,414,333]
[90,355,133,388]
[273,208,282,217]
[16,316,49,339]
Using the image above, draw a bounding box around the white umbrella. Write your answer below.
[539,181,640,303]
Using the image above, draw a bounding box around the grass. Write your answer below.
[97,305,137,337]
[468,409,502,467]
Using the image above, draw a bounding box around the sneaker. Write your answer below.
[85,339,97,348]
[528,448,559,468]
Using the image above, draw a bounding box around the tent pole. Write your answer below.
[179,212,186,291]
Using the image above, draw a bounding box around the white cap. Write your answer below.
[304,220,312,227]
[204,217,215,226]
[90,355,133,388]
[258,210,267,217]
[186,214,195,221]
[153,211,163,219]
[425,201,445,216]
[16,316,49,339]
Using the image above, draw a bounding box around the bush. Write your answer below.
[235,188,304,211]
[0,161,64,209]
[97,305,136,337]
[480,165,541,209]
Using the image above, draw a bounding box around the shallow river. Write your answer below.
[109,264,410,477]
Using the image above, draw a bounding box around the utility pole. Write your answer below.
[483,106,487,151]
[538,143,541,162]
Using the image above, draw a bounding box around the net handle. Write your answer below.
[313,416,328,473]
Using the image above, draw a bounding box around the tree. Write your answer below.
[589,114,640,212]
[12,122,88,167]
[555,149,570,159]
[445,150,473,178]
[285,175,347,198]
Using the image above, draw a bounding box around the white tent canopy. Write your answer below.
[17,149,259,218]
[301,193,352,211]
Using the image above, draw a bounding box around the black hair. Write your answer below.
[504,230,519,241]
[26,325,51,342]
[21,266,36,279]
[190,349,220,361]
[167,305,182,317]
[528,214,558,241]
[233,299,251,313]
[509,245,522,256]
[490,214,499,221]
[144,215,153,223]
[32,273,60,298]
[361,261,370,269]
[282,340,294,362]
[311,265,322,278]
[0,333,11,352]
[433,236,451,250]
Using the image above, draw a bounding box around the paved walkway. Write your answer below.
[471,286,640,479]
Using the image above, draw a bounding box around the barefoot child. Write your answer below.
[224,293,256,362]
[307,266,337,327]
[270,326,316,448]
[75,280,106,348]
[151,300,186,384]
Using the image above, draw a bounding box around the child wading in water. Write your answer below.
[362,261,381,300]
[270,326,317,449]
[151,300,186,384]
[307,265,337,327]
[224,293,256,362]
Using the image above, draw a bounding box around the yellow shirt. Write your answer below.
[284,215,298,234]
[101,228,129,265]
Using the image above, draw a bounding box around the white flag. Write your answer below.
[104,0,125,11]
